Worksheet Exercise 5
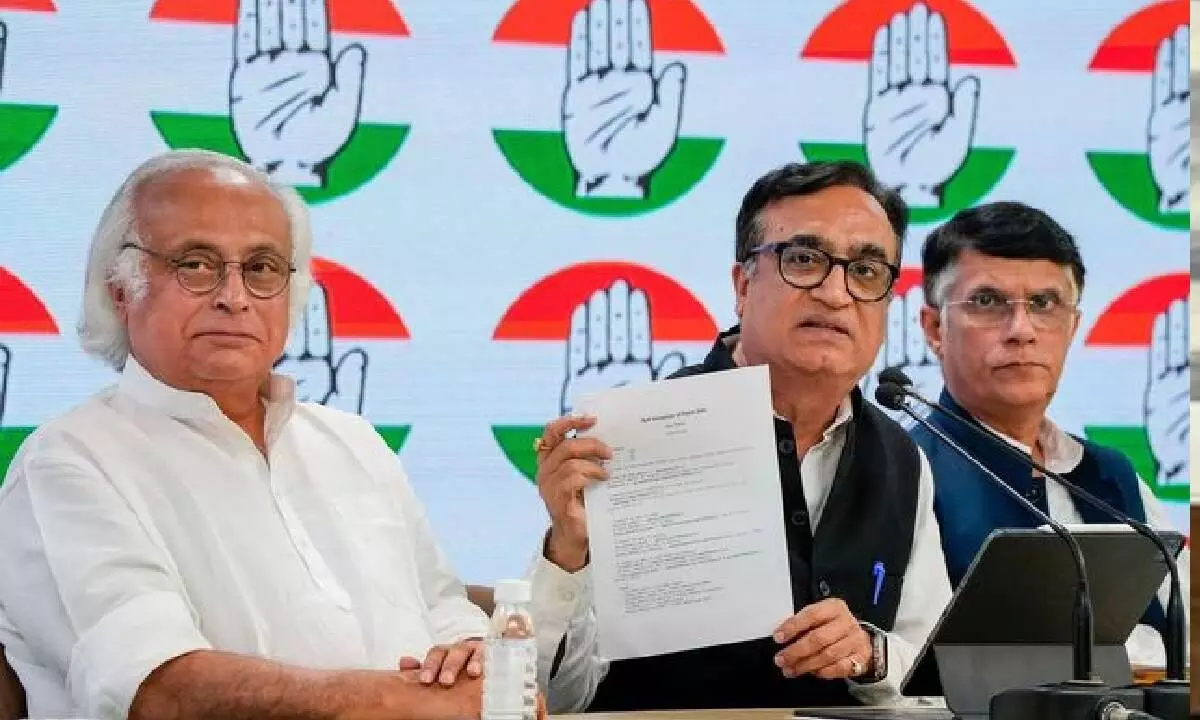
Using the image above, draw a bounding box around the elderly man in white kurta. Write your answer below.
[0,150,489,720]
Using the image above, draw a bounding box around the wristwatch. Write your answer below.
[858,622,889,683]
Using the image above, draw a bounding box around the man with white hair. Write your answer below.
[0,149,492,720]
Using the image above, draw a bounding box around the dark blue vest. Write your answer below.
[908,390,1168,638]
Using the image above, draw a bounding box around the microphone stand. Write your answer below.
[894,383,1188,720]
[875,383,1147,720]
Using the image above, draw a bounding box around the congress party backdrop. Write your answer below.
[0,0,1190,583]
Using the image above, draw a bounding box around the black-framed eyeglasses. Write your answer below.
[746,241,899,303]
[122,243,296,299]
[940,289,1080,331]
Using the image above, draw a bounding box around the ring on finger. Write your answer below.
[847,655,864,677]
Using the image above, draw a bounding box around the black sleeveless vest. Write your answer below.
[585,327,922,710]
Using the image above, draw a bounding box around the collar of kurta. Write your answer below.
[938,388,1085,475]
[118,355,297,430]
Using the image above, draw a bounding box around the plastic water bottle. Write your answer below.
[481,579,538,720]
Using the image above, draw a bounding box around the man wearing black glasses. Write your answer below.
[910,201,1190,669]
[529,161,953,711]
[0,150,506,720]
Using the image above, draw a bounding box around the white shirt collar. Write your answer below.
[978,415,1085,475]
[118,355,298,440]
[790,396,854,444]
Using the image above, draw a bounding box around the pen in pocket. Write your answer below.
[872,561,885,606]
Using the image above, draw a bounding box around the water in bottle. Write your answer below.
[481,579,538,720]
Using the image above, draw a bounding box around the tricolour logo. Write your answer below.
[0,266,59,476]
[863,268,945,425]
[492,0,725,218]
[1083,273,1189,502]
[280,257,413,451]
[800,0,1016,224]
[149,0,410,204]
[1086,0,1189,230]
[0,1,58,174]
[491,261,717,479]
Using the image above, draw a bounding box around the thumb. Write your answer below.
[653,62,687,127]
[330,43,367,111]
[332,348,368,414]
[942,75,980,152]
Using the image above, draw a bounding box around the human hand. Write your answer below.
[534,414,612,572]
[1147,25,1189,213]
[398,639,483,687]
[773,598,873,681]
[275,281,367,413]
[1144,299,1189,487]
[865,286,941,427]
[562,0,686,199]
[560,279,685,415]
[230,0,366,186]
[864,3,980,208]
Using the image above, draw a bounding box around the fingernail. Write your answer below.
[782,668,795,678]
[773,631,786,643]
[420,671,433,683]
[774,654,785,667]
[440,672,453,685]
[468,662,482,675]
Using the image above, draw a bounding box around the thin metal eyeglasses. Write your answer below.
[745,241,900,303]
[940,289,1080,330]
[122,243,296,299]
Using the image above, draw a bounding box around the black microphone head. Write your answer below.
[879,366,913,388]
[874,382,908,411]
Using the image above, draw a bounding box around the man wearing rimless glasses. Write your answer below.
[908,202,1190,670]
[529,161,952,711]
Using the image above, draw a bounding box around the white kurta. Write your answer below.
[0,358,487,720]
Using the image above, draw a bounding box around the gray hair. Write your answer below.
[79,149,314,369]
[926,261,1080,322]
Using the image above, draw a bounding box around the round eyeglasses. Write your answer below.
[122,243,295,299]
[747,242,899,303]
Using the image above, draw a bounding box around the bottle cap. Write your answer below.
[494,579,532,604]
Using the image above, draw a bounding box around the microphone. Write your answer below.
[875,382,1147,720]
[883,370,1188,718]
[874,381,1097,683]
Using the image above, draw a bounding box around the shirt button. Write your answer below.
[818,580,832,598]
[789,510,808,528]
[778,438,795,454]
[560,589,576,603]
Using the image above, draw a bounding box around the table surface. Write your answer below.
[549,660,1189,720]
[557,709,956,720]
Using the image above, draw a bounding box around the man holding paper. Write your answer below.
[528,161,953,711]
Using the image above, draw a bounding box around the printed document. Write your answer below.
[574,365,792,659]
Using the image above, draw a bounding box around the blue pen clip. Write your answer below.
[872,561,885,606]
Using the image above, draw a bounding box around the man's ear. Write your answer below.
[109,283,130,323]
[1067,303,1083,343]
[732,262,750,319]
[920,304,943,360]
